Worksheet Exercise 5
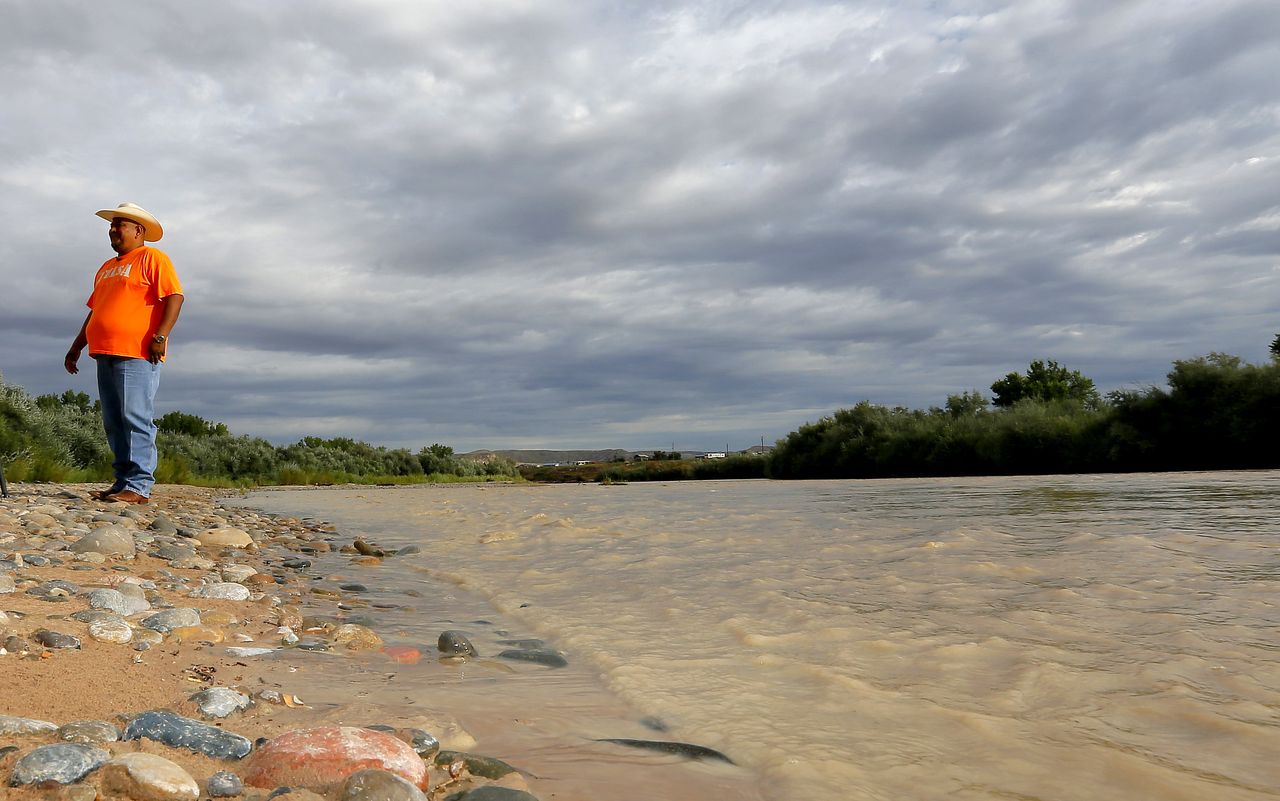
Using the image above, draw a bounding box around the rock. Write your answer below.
[190,687,252,719]
[100,752,200,801]
[150,515,179,534]
[154,544,198,562]
[190,582,251,601]
[437,631,476,657]
[433,751,519,779]
[495,648,567,668]
[87,587,131,615]
[70,525,136,558]
[443,789,539,801]
[33,628,82,649]
[392,545,421,556]
[243,726,428,792]
[9,743,109,786]
[352,540,384,557]
[224,646,275,658]
[281,557,312,569]
[122,710,253,760]
[594,738,735,764]
[197,527,254,548]
[265,789,327,800]
[0,714,58,736]
[27,579,81,599]
[338,768,428,801]
[88,618,134,644]
[400,728,439,759]
[171,625,226,644]
[333,624,383,651]
[0,575,15,593]
[382,645,421,665]
[221,564,258,583]
[207,770,244,797]
[58,720,121,744]
[141,608,201,633]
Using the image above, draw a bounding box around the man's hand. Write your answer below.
[64,347,81,374]
[148,339,167,364]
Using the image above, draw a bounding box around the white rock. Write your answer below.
[195,527,253,548]
[101,752,199,801]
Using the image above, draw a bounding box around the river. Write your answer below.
[230,470,1280,800]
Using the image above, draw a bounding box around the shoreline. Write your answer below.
[0,482,763,801]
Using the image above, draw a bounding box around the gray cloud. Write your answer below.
[2,0,1277,452]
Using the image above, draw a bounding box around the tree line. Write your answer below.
[767,341,1280,479]
[0,382,517,487]
[3,337,1277,486]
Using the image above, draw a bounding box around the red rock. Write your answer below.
[382,646,422,665]
[242,726,428,792]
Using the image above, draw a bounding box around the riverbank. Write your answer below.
[0,482,760,801]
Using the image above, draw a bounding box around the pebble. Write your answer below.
[141,607,202,633]
[495,648,568,668]
[190,687,253,718]
[190,581,251,601]
[58,720,121,744]
[438,630,477,657]
[196,527,254,548]
[207,770,244,797]
[0,714,59,736]
[87,587,131,615]
[0,575,15,593]
[122,710,253,760]
[69,525,136,558]
[442,789,540,801]
[100,752,200,801]
[33,628,82,649]
[243,726,428,792]
[333,623,383,651]
[338,768,428,801]
[9,743,109,786]
[434,751,519,780]
[88,618,134,644]
[224,646,276,657]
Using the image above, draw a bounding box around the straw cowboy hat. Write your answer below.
[95,202,163,242]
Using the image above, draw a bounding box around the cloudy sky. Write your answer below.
[2,1,1277,452]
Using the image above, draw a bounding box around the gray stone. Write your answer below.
[70,525,136,558]
[207,770,244,797]
[122,710,253,760]
[33,628,81,649]
[594,738,735,764]
[71,609,125,625]
[0,714,58,736]
[0,575,14,593]
[9,743,109,786]
[154,544,197,562]
[87,588,130,615]
[141,607,201,633]
[438,630,477,657]
[220,564,258,583]
[442,789,539,801]
[190,687,252,719]
[190,582,251,601]
[433,751,520,780]
[495,648,567,668]
[58,720,121,744]
[26,579,80,599]
[338,769,428,801]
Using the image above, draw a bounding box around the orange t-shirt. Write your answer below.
[86,246,183,359]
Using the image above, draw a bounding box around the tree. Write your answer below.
[1270,333,1279,362]
[944,390,988,417]
[990,359,1101,409]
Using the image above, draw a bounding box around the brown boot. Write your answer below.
[104,490,150,505]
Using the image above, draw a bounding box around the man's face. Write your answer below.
[108,217,145,254]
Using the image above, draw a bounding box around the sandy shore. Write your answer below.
[0,482,539,800]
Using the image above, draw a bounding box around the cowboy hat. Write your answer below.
[95,202,163,242]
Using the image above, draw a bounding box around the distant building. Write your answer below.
[573,460,590,466]
[701,452,727,459]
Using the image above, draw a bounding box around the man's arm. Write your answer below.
[65,312,92,374]
[148,294,185,364]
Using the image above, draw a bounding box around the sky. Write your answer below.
[1,0,1277,453]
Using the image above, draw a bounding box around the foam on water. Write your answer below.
[235,471,1280,801]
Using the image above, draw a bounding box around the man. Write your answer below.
[65,202,184,504]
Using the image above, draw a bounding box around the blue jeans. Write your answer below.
[95,356,162,497]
